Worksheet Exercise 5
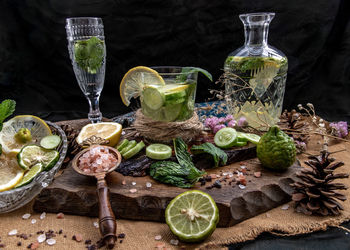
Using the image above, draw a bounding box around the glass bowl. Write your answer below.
[0,121,68,213]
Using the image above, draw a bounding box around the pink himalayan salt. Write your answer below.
[78,146,118,174]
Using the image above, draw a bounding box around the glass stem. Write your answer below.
[87,94,102,123]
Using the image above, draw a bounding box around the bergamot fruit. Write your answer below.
[256,126,296,171]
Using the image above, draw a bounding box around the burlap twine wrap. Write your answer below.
[0,139,349,249]
[125,109,204,143]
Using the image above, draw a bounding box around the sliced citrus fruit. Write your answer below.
[76,122,122,147]
[0,154,25,192]
[120,66,165,106]
[0,115,51,155]
[165,190,219,242]
[17,145,59,171]
[15,163,43,188]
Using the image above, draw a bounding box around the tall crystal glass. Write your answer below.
[66,17,106,123]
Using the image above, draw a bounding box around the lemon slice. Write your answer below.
[0,115,52,155]
[17,145,59,171]
[0,154,25,192]
[120,66,165,106]
[76,122,122,147]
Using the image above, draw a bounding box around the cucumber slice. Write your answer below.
[123,141,145,159]
[120,140,137,155]
[236,132,248,141]
[142,86,165,110]
[146,144,172,160]
[214,127,237,149]
[232,139,248,147]
[117,139,129,151]
[163,103,183,122]
[241,133,261,144]
[40,135,61,149]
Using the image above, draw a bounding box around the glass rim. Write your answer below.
[66,17,102,21]
[150,66,197,76]
[239,12,275,18]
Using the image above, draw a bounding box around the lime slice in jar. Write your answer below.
[165,190,219,242]
[146,144,172,160]
[214,127,237,149]
[142,86,165,110]
[162,84,188,104]
[40,135,61,149]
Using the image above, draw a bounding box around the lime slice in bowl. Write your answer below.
[15,163,43,188]
[165,190,219,242]
[214,127,237,149]
[17,145,59,171]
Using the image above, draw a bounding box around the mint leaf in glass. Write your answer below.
[176,67,213,82]
[74,36,104,74]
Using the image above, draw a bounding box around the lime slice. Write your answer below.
[120,140,137,155]
[165,190,219,242]
[122,141,145,159]
[142,86,165,110]
[240,133,261,144]
[146,144,172,160]
[15,163,43,188]
[119,66,165,106]
[17,145,60,171]
[214,127,237,149]
[116,139,129,151]
[40,135,61,149]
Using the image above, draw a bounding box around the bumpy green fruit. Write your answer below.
[257,126,296,171]
[14,128,32,143]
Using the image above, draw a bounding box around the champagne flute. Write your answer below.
[65,17,106,123]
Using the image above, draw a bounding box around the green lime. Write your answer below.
[120,140,137,155]
[17,145,59,171]
[257,126,296,171]
[146,144,172,160]
[165,190,219,243]
[214,127,237,149]
[15,163,43,188]
[116,139,129,151]
[142,86,165,110]
[123,141,145,159]
[40,135,61,149]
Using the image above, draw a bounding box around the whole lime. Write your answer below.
[257,126,296,171]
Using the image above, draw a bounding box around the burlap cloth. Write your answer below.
[0,139,349,250]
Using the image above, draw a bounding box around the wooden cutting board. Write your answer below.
[33,119,300,227]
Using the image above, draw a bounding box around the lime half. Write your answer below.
[15,163,43,188]
[165,190,219,242]
[17,145,59,171]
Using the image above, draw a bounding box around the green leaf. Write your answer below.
[176,67,213,82]
[191,142,228,168]
[0,99,16,124]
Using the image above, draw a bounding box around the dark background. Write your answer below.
[0,1,350,248]
[1,0,349,122]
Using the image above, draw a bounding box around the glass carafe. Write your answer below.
[224,13,288,128]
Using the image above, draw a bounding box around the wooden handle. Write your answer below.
[97,178,116,249]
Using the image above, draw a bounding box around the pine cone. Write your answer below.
[60,124,82,164]
[290,151,348,216]
[278,109,311,144]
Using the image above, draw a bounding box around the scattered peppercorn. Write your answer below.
[120,240,123,243]
[85,239,92,245]
[17,242,22,246]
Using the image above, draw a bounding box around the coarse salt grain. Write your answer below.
[240,165,246,169]
[46,238,56,245]
[93,222,99,228]
[129,189,137,193]
[238,184,246,190]
[170,239,179,246]
[222,172,228,176]
[31,219,37,224]
[42,182,48,188]
[22,213,31,220]
[8,229,17,236]
[154,235,162,241]
[37,234,46,243]
[281,204,289,210]
[40,212,46,220]
[131,182,136,186]
[146,182,152,188]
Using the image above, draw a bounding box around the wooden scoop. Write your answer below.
[72,145,121,249]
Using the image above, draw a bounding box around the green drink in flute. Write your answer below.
[120,66,212,122]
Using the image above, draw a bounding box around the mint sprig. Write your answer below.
[176,67,213,83]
